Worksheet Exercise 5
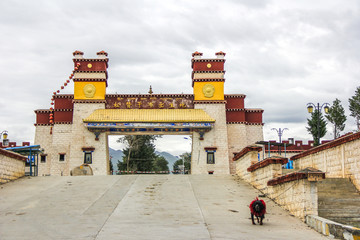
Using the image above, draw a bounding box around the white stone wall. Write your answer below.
[268,180,318,220]
[227,124,247,174]
[69,102,108,176]
[234,151,258,181]
[49,124,73,176]
[34,125,53,176]
[0,153,25,183]
[192,103,229,174]
[246,125,264,144]
[294,139,360,191]
[227,124,263,174]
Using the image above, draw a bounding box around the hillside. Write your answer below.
[109,148,178,172]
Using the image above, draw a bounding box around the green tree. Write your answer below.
[349,87,360,131]
[117,135,159,172]
[117,160,126,174]
[109,157,113,174]
[306,109,327,146]
[325,98,346,139]
[153,155,169,173]
[173,152,191,173]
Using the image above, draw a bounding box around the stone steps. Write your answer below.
[317,178,360,228]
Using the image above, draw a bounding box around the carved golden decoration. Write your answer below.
[202,84,215,98]
[83,84,96,98]
[126,101,131,108]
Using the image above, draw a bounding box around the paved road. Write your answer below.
[0,175,329,240]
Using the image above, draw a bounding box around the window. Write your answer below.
[59,154,65,161]
[41,155,47,163]
[207,152,215,164]
[84,152,92,164]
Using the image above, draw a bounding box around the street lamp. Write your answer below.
[0,130,8,140]
[271,128,288,155]
[307,102,330,146]
[271,128,288,143]
[0,130,9,147]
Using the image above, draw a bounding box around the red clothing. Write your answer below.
[249,198,266,216]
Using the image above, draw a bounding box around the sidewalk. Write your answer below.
[0,175,330,240]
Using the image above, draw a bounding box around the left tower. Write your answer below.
[34,51,110,176]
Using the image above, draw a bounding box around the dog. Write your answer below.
[249,197,266,225]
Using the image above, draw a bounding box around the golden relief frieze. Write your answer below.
[106,95,194,109]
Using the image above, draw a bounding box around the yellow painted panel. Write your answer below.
[83,109,215,123]
[74,82,106,100]
[193,82,224,101]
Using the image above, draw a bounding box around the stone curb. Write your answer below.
[306,215,360,240]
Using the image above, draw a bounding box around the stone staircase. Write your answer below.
[317,178,360,228]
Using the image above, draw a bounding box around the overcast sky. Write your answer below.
[1,0,359,155]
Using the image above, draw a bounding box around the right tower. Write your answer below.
[191,51,264,174]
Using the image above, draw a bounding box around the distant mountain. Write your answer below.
[155,151,179,171]
[108,148,179,173]
[109,148,124,173]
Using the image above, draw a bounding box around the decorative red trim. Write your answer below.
[106,93,194,98]
[34,109,51,113]
[233,146,262,161]
[82,147,95,151]
[192,78,225,82]
[54,122,73,125]
[72,59,108,62]
[191,59,225,63]
[192,78,225,87]
[245,109,264,113]
[97,50,108,56]
[225,94,246,99]
[0,149,27,161]
[215,51,226,56]
[194,100,226,104]
[267,171,326,186]
[72,78,107,82]
[291,132,360,160]
[247,157,288,172]
[73,50,84,56]
[34,123,52,126]
[192,51,203,57]
[227,122,264,125]
[73,100,106,103]
[74,70,107,73]
[54,109,73,112]
[192,70,225,74]
[204,147,217,151]
[53,94,74,99]
[227,121,247,124]
[226,109,246,112]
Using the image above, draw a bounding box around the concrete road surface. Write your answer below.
[0,175,329,240]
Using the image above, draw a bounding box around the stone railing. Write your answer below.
[0,149,27,184]
[233,146,324,220]
[291,132,360,191]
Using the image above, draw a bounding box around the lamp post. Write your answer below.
[307,102,330,146]
[271,128,288,143]
[0,131,8,146]
[271,128,288,155]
